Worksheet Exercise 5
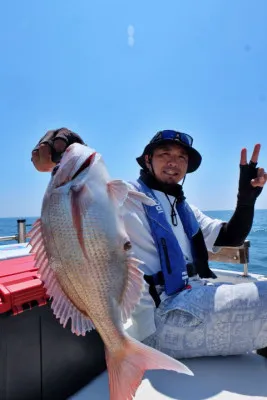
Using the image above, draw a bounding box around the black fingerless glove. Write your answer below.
[237,162,263,206]
[33,128,85,163]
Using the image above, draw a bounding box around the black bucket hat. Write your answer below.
[136,130,202,173]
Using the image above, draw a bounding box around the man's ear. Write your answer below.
[144,154,152,170]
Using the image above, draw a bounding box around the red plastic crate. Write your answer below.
[0,254,47,315]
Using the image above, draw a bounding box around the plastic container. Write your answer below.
[0,254,106,400]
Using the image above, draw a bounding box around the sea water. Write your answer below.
[0,210,266,274]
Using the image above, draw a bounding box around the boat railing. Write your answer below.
[0,219,251,276]
[208,240,250,277]
[0,219,31,244]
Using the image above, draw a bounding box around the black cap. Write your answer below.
[136,130,202,173]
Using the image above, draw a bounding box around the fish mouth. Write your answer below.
[71,152,96,180]
[53,151,97,187]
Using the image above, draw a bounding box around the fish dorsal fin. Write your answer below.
[107,179,129,207]
[120,257,145,323]
[29,218,94,336]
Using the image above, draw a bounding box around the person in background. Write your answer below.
[31,127,267,359]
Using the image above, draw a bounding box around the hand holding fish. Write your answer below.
[238,144,266,206]
[31,128,85,172]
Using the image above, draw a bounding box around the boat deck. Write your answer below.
[71,269,267,400]
[71,352,267,400]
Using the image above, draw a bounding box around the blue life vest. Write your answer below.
[134,178,200,296]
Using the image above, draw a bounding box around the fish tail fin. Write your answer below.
[105,337,193,400]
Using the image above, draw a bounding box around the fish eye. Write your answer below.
[124,241,132,251]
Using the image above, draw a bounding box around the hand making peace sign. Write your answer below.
[238,144,266,206]
[240,144,267,188]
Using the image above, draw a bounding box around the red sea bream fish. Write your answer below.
[29,143,193,400]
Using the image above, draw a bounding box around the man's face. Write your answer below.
[145,143,189,184]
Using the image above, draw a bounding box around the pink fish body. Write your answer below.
[29,143,193,400]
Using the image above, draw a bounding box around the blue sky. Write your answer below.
[0,0,266,217]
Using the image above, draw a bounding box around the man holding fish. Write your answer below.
[31,128,267,367]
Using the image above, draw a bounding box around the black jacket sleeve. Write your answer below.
[214,204,254,247]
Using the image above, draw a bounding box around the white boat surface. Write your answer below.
[70,269,267,400]
[0,242,32,260]
[70,352,267,400]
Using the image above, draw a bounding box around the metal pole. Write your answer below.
[242,240,250,277]
[0,235,17,242]
[17,219,26,243]
[243,263,248,277]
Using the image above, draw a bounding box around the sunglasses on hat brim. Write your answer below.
[150,130,193,147]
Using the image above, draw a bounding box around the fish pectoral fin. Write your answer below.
[122,189,156,213]
[107,179,129,207]
[28,218,94,337]
[107,180,156,210]
[120,257,145,323]
[127,189,156,206]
